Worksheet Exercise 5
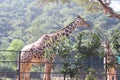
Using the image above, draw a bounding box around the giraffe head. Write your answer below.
[74,16,90,28]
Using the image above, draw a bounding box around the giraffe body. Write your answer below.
[17,16,89,80]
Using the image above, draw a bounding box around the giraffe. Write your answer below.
[104,40,117,80]
[17,16,89,80]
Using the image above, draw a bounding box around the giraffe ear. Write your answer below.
[77,16,81,18]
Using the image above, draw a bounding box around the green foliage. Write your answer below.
[39,0,114,12]
[44,39,72,58]
[0,39,24,71]
[74,31,101,56]
[85,68,98,80]
[56,39,73,57]
[111,30,120,53]
[38,0,71,3]
[60,31,102,79]
[0,0,119,49]
[61,62,79,79]
[73,0,89,6]
[0,63,14,71]
[5,39,24,61]
[7,39,24,50]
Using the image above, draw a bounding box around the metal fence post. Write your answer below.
[63,63,66,80]
[18,51,21,80]
[105,55,107,80]
[63,72,66,80]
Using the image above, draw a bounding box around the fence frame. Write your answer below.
[1,50,120,80]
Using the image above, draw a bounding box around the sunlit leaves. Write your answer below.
[44,38,72,58]
[56,39,72,57]
[73,0,89,6]
[6,39,24,60]
[75,31,101,57]
[38,0,70,3]
[0,39,24,70]
[7,39,24,51]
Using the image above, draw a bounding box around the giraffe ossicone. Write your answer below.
[17,16,89,80]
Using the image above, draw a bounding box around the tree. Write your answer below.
[0,39,24,71]
[111,30,120,54]
[38,0,120,20]
[60,31,102,79]
[6,39,24,60]
[85,68,98,80]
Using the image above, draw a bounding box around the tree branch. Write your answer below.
[98,0,120,20]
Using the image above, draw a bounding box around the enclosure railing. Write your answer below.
[1,50,120,80]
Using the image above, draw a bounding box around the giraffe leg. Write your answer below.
[113,71,117,80]
[18,63,32,80]
[23,63,32,80]
[107,70,110,80]
[43,59,53,80]
[16,63,25,80]
[114,75,117,80]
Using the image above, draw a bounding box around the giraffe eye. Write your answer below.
[76,20,79,22]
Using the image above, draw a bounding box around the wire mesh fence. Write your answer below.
[0,50,120,80]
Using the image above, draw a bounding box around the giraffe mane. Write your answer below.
[52,21,74,33]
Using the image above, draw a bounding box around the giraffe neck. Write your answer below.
[48,21,77,44]
[56,21,77,37]
[61,22,77,37]
[35,21,77,50]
